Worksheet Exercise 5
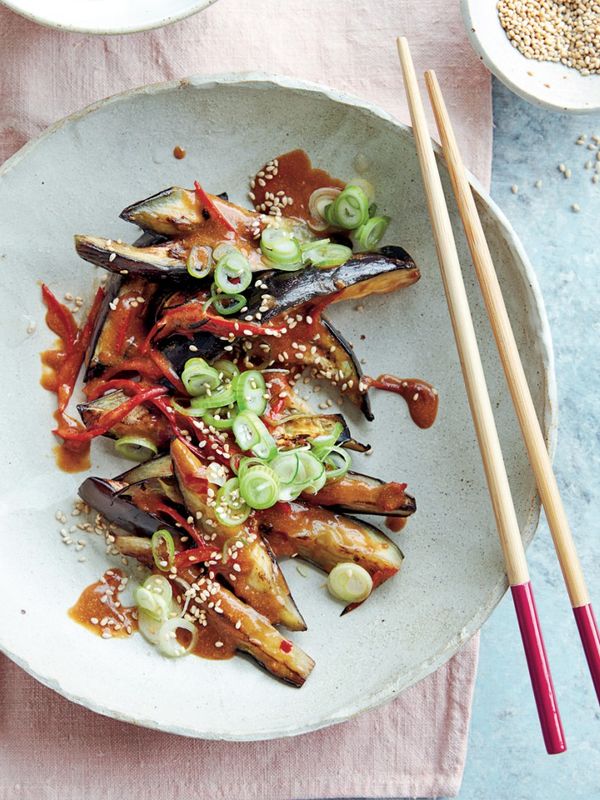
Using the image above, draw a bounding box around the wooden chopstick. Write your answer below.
[425,69,600,708]
[396,36,566,755]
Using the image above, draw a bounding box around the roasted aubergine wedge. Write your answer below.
[258,500,404,609]
[170,439,306,631]
[113,534,314,687]
[305,472,416,517]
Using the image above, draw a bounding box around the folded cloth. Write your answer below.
[0,1,490,797]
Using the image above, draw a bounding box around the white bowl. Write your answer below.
[0,0,219,34]
[0,74,555,739]
[462,0,600,112]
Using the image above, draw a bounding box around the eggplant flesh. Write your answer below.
[113,534,314,687]
[77,390,172,449]
[306,471,416,517]
[170,439,307,632]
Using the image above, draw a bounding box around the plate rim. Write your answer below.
[0,0,219,35]
[0,72,558,740]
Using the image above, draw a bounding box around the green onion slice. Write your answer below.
[213,243,237,261]
[233,410,277,460]
[202,407,236,430]
[354,215,391,250]
[134,574,173,622]
[327,562,373,603]
[215,478,251,527]
[260,228,303,270]
[235,370,267,415]
[303,242,353,269]
[270,451,301,486]
[214,249,252,294]
[181,357,221,397]
[213,359,240,383]
[239,464,280,510]
[114,435,158,462]
[190,381,236,410]
[151,529,176,572]
[329,184,370,230]
[311,421,344,456]
[322,445,352,480]
[211,292,246,316]
[186,244,213,279]
[308,187,342,227]
[157,616,198,658]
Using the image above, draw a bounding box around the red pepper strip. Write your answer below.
[41,284,78,351]
[54,386,167,441]
[154,503,206,545]
[280,640,293,653]
[55,287,106,412]
[194,180,236,233]
[85,378,146,402]
[174,546,215,568]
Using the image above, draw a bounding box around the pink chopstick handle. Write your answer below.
[573,604,600,704]
[511,582,566,754]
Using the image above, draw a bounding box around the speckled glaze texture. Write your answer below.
[0,75,554,741]
[454,81,600,800]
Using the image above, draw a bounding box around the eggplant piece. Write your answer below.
[77,390,172,449]
[75,235,187,278]
[84,276,158,380]
[116,454,173,483]
[258,501,404,600]
[120,187,259,238]
[170,439,307,632]
[272,413,369,453]
[244,248,420,322]
[113,534,314,687]
[78,476,182,539]
[305,472,416,517]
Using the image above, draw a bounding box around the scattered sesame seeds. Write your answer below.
[571,203,581,212]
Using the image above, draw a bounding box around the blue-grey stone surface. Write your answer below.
[453,79,600,800]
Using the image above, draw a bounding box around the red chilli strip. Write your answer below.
[155,503,204,544]
[194,181,236,233]
[54,287,106,413]
[54,386,168,441]
[280,640,293,653]
[174,546,215,569]
[85,378,146,402]
[41,284,79,351]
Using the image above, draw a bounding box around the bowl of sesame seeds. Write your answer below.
[462,0,600,112]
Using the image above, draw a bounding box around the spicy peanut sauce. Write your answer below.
[47,149,439,653]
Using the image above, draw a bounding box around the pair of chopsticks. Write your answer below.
[397,37,600,755]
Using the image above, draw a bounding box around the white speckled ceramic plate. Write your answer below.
[0,74,556,740]
[462,0,600,113]
[0,0,218,34]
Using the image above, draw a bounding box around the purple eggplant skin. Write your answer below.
[305,471,417,518]
[78,477,178,539]
[84,274,122,381]
[242,247,419,323]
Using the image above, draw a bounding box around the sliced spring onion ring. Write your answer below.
[354,215,391,250]
[308,187,342,227]
[134,575,173,622]
[214,249,252,294]
[151,529,176,572]
[311,421,344,456]
[186,244,213,279]
[181,357,220,397]
[322,445,352,480]
[138,609,165,643]
[260,228,302,270]
[211,292,246,316]
[190,382,236,410]
[215,477,251,526]
[303,242,353,269]
[143,575,173,603]
[213,242,237,261]
[213,360,240,383]
[235,370,267,415]
[327,563,373,603]
[239,464,280,510]
[329,184,370,230]
[233,410,277,459]
[114,435,158,462]
[202,406,236,430]
[157,616,199,658]
[270,451,301,485]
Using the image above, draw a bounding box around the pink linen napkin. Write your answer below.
[0,2,490,797]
